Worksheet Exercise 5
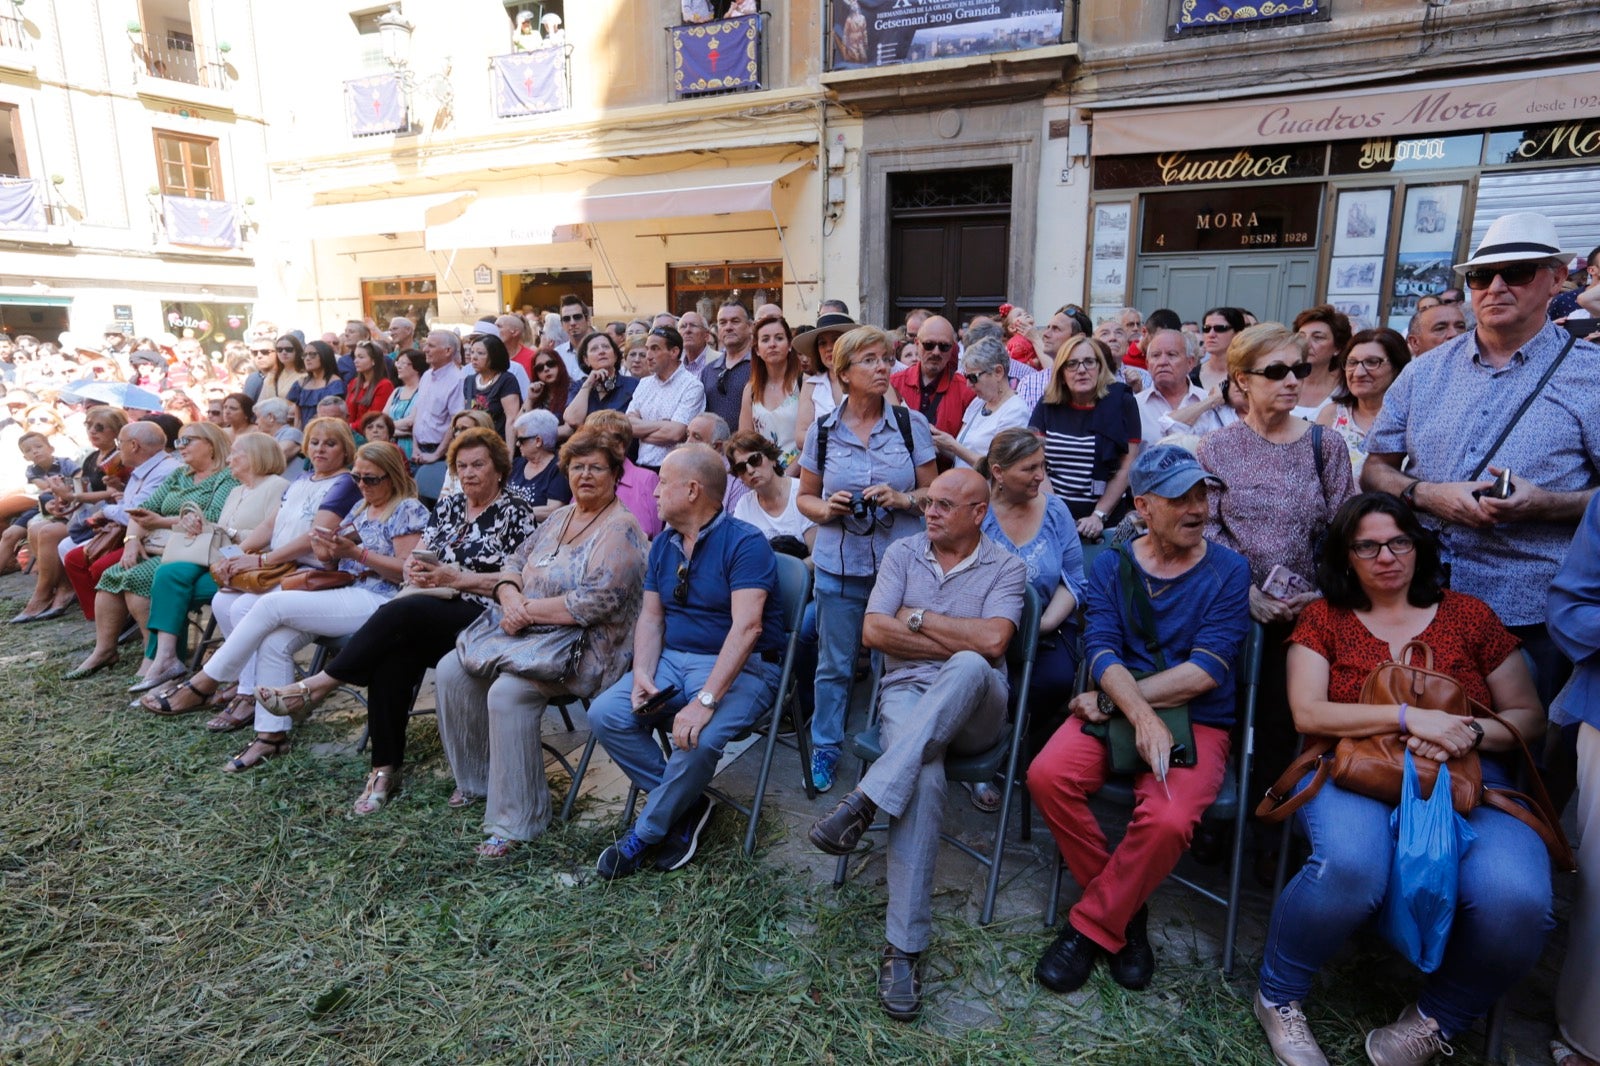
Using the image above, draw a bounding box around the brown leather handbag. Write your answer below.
[211,560,296,593]
[82,522,127,564]
[280,568,355,592]
[1257,640,1575,871]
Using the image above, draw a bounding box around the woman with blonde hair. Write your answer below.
[1028,334,1141,541]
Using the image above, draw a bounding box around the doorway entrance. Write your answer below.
[888,166,1011,330]
[500,270,593,321]
[1133,253,1317,325]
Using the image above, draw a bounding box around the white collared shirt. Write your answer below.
[626,365,707,467]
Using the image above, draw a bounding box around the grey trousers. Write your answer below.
[434,650,555,842]
[858,650,1008,954]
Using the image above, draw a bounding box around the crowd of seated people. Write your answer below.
[5,211,1599,1064]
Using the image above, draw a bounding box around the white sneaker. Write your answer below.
[1255,990,1329,1066]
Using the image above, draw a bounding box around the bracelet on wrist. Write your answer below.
[1398,702,1409,734]
[492,579,522,600]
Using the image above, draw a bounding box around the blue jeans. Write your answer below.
[587,648,780,844]
[810,568,875,754]
[1258,770,1554,1037]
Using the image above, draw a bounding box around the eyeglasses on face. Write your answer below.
[1242,361,1313,381]
[919,340,954,353]
[1201,324,1235,334]
[1345,356,1390,372]
[175,435,200,446]
[515,435,538,446]
[560,312,587,323]
[350,473,389,486]
[1349,535,1415,559]
[924,497,982,516]
[673,561,691,604]
[567,462,609,478]
[536,362,560,373]
[275,346,296,354]
[1463,262,1547,290]
[852,354,895,369]
[1061,358,1099,371]
[729,453,766,477]
[252,348,273,355]
[27,416,55,425]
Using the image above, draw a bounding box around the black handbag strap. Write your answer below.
[1469,333,1579,481]
[1117,545,1167,672]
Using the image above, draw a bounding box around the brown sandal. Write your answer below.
[221,733,290,773]
[205,694,256,733]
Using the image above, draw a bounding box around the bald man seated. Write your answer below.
[808,468,1028,1021]
[586,444,787,881]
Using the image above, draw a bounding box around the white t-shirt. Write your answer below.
[805,373,836,421]
[732,477,813,541]
[953,394,1030,468]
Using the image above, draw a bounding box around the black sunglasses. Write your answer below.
[919,341,954,353]
[729,453,766,477]
[1463,262,1546,290]
[350,473,389,486]
[715,363,734,395]
[673,561,690,604]
[561,313,587,323]
[1242,361,1314,381]
[1201,324,1235,334]
[962,370,984,385]
[535,362,560,372]
[275,346,296,353]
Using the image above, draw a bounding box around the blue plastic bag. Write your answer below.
[1379,752,1477,973]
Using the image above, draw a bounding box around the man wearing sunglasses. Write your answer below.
[554,294,590,380]
[1365,210,1600,722]
[889,315,975,444]
[587,444,786,880]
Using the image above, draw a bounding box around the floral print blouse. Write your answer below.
[422,489,541,607]
[506,500,647,699]
[339,496,431,595]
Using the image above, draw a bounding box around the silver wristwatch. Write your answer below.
[1093,509,1109,522]
[696,690,717,710]
[907,608,926,633]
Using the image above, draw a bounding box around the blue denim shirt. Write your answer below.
[799,403,936,579]
[1368,321,1600,626]
[1549,491,1600,730]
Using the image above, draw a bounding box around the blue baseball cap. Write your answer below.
[1130,443,1225,499]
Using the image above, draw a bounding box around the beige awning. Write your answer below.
[1088,61,1600,156]
[304,191,477,238]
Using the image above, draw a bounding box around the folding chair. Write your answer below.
[187,608,220,672]
[831,585,1042,926]
[414,462,448,504]
[1044,621,1264,977]
[558,554,813,855]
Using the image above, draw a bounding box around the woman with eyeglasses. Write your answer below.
[288,340,345,432]
[66,421,238,681]
[563,331,639,436]
[728,429,814,552]
[739,314,803,467]
[252,428,539,812]
[1290,304,1353,421]
[1192,306,1246,390]
[1029,335,1141,542]
[144,441,427,775]
[1316,327,1411,475]
[383,349,427,459]
[433,426,647,852]
[12,406,129,622]
[256,334,306,405]
[525,348,574,426]
[931,336,1028,470]
[1254,491,1549,1066]
[796,325,937,793]
[344,340,394,431]
[508,408,571,521]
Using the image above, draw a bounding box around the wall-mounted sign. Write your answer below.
[828,0,1064,71]
[1486,121,1600,166]
[1094,143,1325,190]
[1328,134,1482,175]
[473,264,493,287]
[1140,184,1323,254]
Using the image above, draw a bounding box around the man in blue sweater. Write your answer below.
[1027,444,1251,994]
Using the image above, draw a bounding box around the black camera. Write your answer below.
[849,491,873,520]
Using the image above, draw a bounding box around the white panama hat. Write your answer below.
[1454,211,1571,274]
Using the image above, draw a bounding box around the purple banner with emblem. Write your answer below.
[670,14,761,96]
[491,50,566,118]
[0,177,46,232]
[1175,0,1320,32]
[345,73,407,137]
[162,195,240,249]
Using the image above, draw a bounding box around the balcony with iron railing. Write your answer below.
[132,28,233,108]
[0,9,35,73]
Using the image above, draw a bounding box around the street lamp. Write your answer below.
[377,4,414,69]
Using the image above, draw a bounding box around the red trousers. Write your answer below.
[65,545,122,620]
[1027,717,1230,952]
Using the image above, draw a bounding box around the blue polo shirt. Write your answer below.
[645,510,785,658]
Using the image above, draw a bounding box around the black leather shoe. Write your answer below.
[1035,925,1100,993]
[1106,905,1155,990]
[878,944,922,1021]
[808,790,877,855]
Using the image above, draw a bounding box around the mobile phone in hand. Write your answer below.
[411,549,439,566]
[1262,565,1315,602]
[633,685,681,716]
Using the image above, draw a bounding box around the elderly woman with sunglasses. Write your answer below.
[434,426,647,852]
[66,421,237,680]
[144,441,427,773]
[930,336,1029,470]
[508,408,571,520]
[251,428,539,811]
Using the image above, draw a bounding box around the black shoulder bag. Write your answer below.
[1468,333,1579,481]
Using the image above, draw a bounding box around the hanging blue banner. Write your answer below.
[492,50,566,118]
[670,14,761,96]
[0,177,46,232]
[345,73,407,137]
[162,195,240,249]
[1175,0,1320,33]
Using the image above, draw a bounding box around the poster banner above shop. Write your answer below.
[828,0,1064,70]
[345,73,407,137]
[1174,0,1320,34]
[670,14,762,95]
[492,50,566,117]
[1090,62,1600,156]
